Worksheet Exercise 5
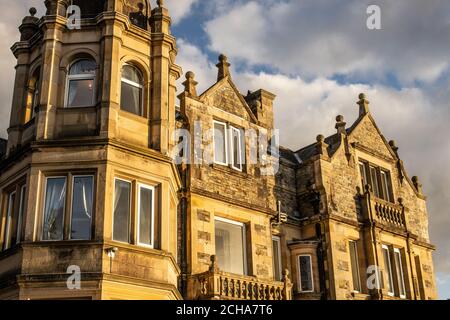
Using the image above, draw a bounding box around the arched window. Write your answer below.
[121,64,144,116]
[65,59,96,108]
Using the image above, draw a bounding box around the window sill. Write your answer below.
[211,162,249,178]
[118,109,148,123]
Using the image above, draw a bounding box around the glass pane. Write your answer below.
[3,192,16,250]
[69,59,96,75]
[215,219,245,275]
[349,241,361,292]
[67,79,94,107]
[394,251,406,297]
[138,186,153,246]
[272,238,282,281]
[370,167,380,197]
[214,123,226,164]
[121,81,143,115]
[15,186,26,244]
[299,255,313,292]
[71,176,94,240]
[113,180,131,243]
[383,247,394,294]
[43,178,67,241]
[122,65,143,84]
[232,128,242,170]
[359,162,368,189]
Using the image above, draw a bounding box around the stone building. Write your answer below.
[0,0,437,300]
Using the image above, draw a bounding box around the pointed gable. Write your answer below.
[199,77,257,123]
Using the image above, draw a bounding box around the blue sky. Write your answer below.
[0,0,448,299]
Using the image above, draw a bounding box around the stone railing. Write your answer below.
[191,256,292,300]
[373,198,406,228]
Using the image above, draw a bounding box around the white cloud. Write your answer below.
[204,0,450,85]
[164,0,198,24]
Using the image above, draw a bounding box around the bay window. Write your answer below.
[215,217,247,275]
[66,59,96,108]
[213,120,245,170]
[298,255,314,293]
[121,64,144,116]
[112,178,156,248]
[42,174,95,241]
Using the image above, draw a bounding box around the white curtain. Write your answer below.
[43,179,66,240]
[80,178,93,219]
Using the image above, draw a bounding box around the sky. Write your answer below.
[0,0,449,299]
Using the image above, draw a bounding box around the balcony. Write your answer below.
[360,191,406,230]
[189,256,292,300]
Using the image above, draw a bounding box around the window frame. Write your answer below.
[214,216,248,276]
[16,185,27,244]
[213,120,229,166]
[382,244,395,297]
[394,248,407,299]
[358,159,394,203]
[272,235,283,281]
[136,183,155,249]
[112,178,132,244]
[2,191,16,250]
[64,59,97,108]
[349,240,362,293]
[41,176,67,242]
[120,64,144,117]
[230,126,244,171]
[297,254,314,293]
[69,175,95,241]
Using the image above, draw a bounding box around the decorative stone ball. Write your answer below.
[186,71,195,80]
[29,7,37,17]
[316,134,325,143]
[359,93,366,100]
[336,115,344,123]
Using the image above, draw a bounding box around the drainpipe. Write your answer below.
[179,163,188,298]
[315,222,327,300]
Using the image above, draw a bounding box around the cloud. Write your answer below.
[176,39,450,278]
[204,0,450,85]
[164,0,199,24]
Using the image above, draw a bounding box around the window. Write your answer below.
[43,178,67,241]
[70,176,94,240]
[382,244,394,296]
[42,174,95,241]
[121,64,144,116]
[394,248,406,299]
[66,59,96,108]
[113,179,131,243]
[16,185,27,244]
[2,191,16,250]
[359,160,393,202]
[298,255,314,293]
[215,217,247,275]
[26,67,40,123]
[137,184,155,248]
[272,236,282,281]
[349,240,362,292]
[213,121,228,165]
[213,121,245,170]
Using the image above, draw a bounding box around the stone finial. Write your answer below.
[316,134,329,157]
[335,115,347,135]
[157,0,164,7]
[209,255,219,272]
[412,176,423,194]
[29,7,37,17]
[389,140,399,153]
[216,54,231,81]
[182,71,198,98]
[357,93,370,117]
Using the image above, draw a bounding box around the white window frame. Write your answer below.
[120,64,144,116]
[41,176,67,241]
[349,240,362,293]
[16,185,27,244]
[214,216,248,275]
[213,120,229,166]
[230,126,243,171]
[69,175,95,240]
[3,191,16,250]
[382,244,395,297]
[65,59,97,108]
[297,254,314,293]
[112,178,132,244]
[137,183,155,249]
[394,248,407,299]
[272,236,282,281]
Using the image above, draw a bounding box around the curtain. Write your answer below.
[43,178,66,240]
[80,178,93,219]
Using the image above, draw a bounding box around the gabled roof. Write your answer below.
[199,75,258,124]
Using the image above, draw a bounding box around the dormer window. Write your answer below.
[65,59,97,108]
[359,160,394,202]
[213,120,245,171]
